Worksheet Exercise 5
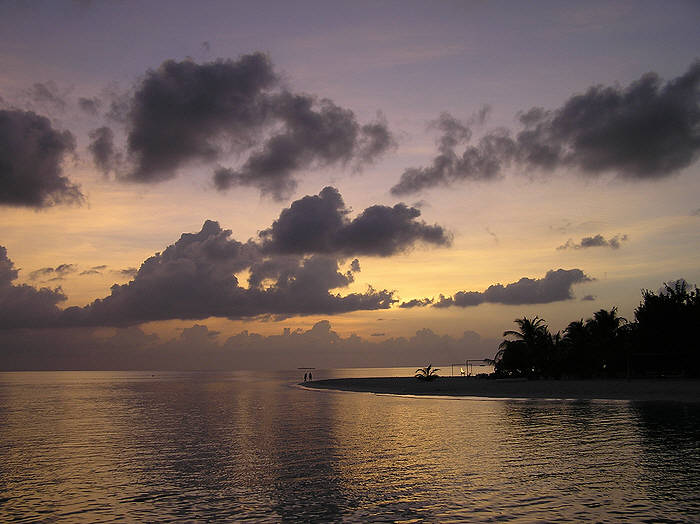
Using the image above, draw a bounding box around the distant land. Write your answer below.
[303,377,700,402]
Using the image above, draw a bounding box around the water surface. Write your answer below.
[1,370,698,522]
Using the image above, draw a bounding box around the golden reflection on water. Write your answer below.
[0,371,699,522]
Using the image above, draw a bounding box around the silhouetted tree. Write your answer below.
[561,319,593,377]
[490,281,699,379]
[634,281,700,377]
[415,364,440,381]
[586,307,627,377]
[493,317,555,377]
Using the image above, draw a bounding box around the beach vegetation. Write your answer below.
[415,364,440,381]
[490,281,700,378]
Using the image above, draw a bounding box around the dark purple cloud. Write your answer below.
[434,269,592,308]
[392,61,700,195]
[79,265,108,276]
[58,219,394,326]
[557,234,628,250]
[0,246,66,329]
[398,297,434,308]
[88,126,118,174]
[112,267,138,279]
[260,186,450,256]
[124,53,276,183]
[214,96,394,199]
[391,123,514,195]
[119,54,393,199]
[25,81,67,111]
[0,187,449,328]
[29,264,78,281]
[0,109,82,207]
[78,96,100,116]
[0,321,497,371]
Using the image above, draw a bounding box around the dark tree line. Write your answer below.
[489,281,700,379]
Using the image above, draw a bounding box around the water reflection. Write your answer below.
[1,371,699,522]
[105,372,348,521]
[631,402,700,516]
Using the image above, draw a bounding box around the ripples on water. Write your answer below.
[0,370,698,522]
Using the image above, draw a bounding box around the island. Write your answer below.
[303,377,700,402]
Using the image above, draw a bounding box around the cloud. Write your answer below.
[1,187,448,328]
[519,61,700,178]
[78,96,100,116]
[0,321,498,371]
[88,126,119,174]
[112,267,138,279]
[260,186,450,256]
[357,113,395,162]
[434,269,592,308]
[398,297,434,308]
[124,53,276,182]
[0,246,67,329]
[181,323,219,341]
[212,96,394,199]
[29,264,78,281]
[581,294,596,301]
[117,54,392,199]
[0,109,83,207]
[60,220,260,325]
[0,247,18,284]
[25,81,67,111]
[58,219,395,327]
[485,226,499,244]
[557,234,628,250]
[79,265,107,276]
[392,61,700,194]
[391,112,513,195]
[105,88,131,123]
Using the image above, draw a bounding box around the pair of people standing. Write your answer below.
[303,372,313,382]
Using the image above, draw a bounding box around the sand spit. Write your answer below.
[303,377,700,402]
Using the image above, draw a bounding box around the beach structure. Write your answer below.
[450,359,492,376]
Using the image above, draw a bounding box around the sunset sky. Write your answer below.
[1,0,699,369]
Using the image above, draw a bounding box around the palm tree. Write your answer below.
[507,316,550,376]
[562,319,593,377]
[491,316,553,377]
[587,307,627,339]
[503,316,549,345]
[586,307,627,376]
[563,319,588,344]
[415,364,440,381]
[492,338,529,377]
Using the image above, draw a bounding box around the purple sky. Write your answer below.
[1,1,699,369]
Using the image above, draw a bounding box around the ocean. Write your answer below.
[1,369,698,522]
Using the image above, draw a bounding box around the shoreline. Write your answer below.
[302,377,700,402]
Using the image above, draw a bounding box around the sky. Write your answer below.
[1,0,699,370]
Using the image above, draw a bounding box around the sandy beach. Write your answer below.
[303,377,700,402]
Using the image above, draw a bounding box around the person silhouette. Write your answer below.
[308,372,312,381]
[304,372,308,382]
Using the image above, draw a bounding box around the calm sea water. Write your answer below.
[1,369,698,522]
